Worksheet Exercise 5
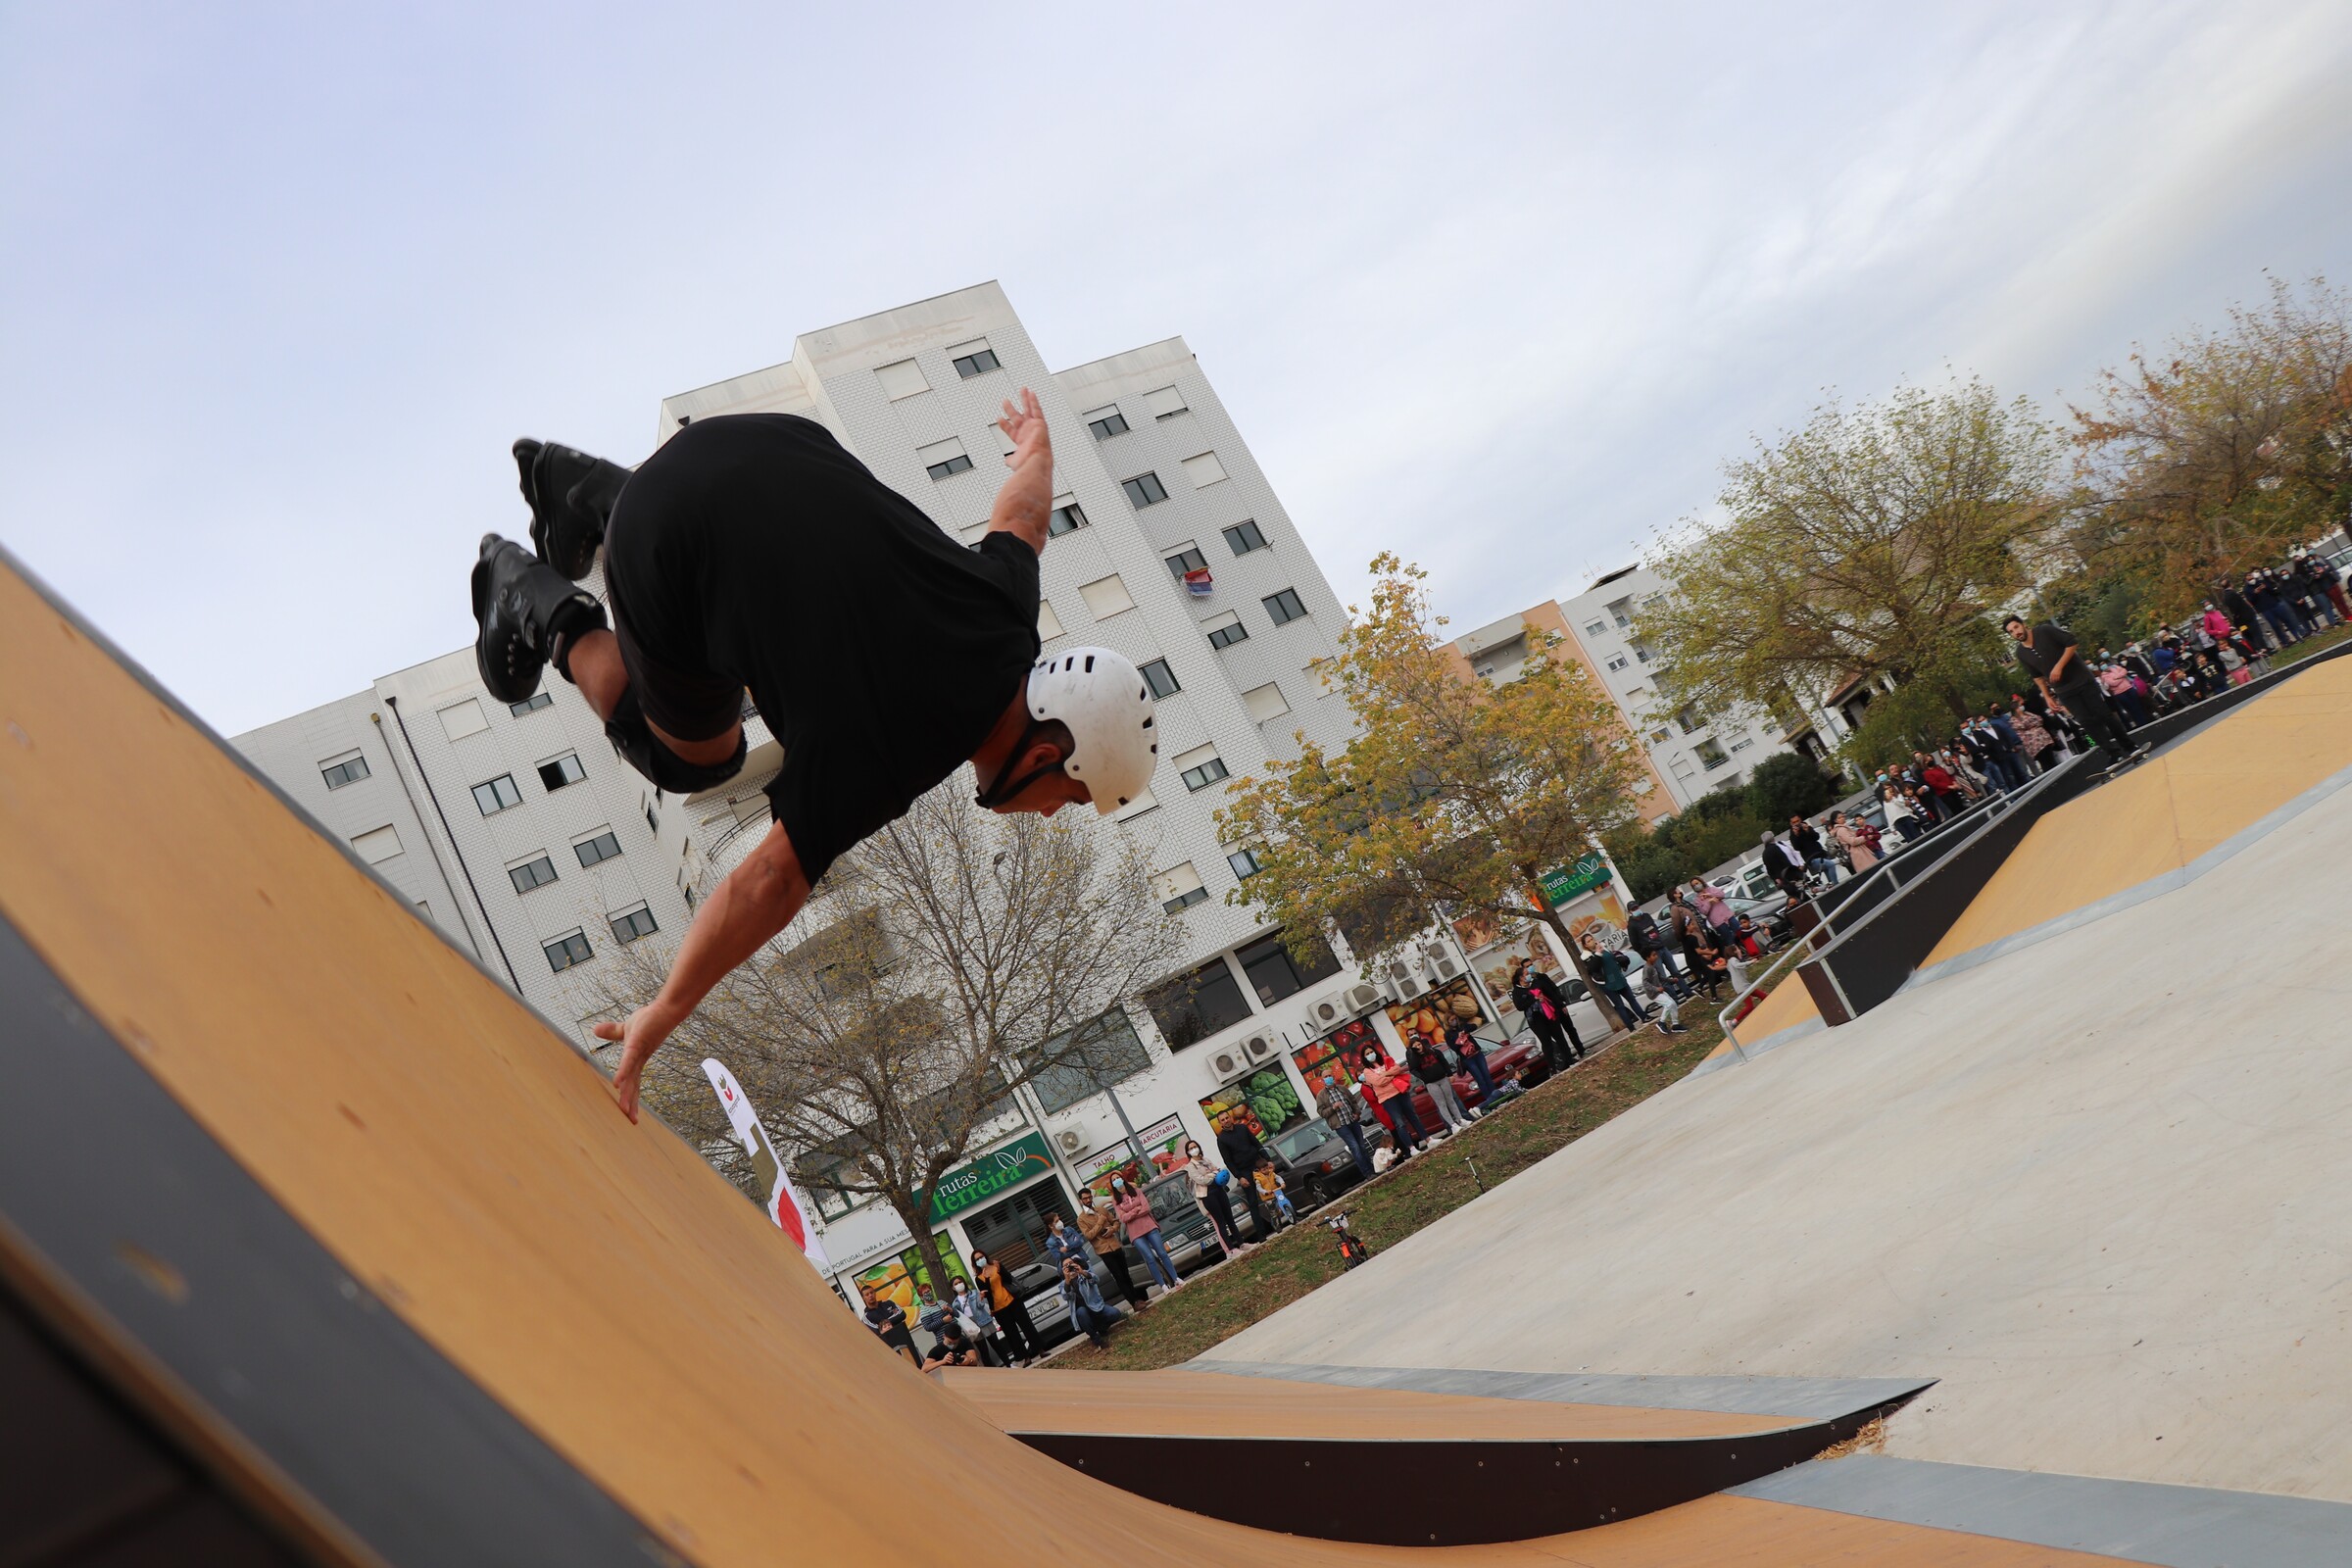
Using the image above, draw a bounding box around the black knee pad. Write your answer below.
[604,686,747,795]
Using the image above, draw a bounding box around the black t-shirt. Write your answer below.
[2014,622,2091,689]
[863,1300,913,1347]
[604,414,1042,883]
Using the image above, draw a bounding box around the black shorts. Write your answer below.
[602,475,746,745]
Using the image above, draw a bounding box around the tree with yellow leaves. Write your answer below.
[1217,555,1643,1003]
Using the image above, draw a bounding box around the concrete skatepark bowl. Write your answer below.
[3,543,2350,1566]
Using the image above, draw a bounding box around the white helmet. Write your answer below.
[1024,646,1159,812]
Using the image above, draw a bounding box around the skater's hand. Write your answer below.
[592,1004,680,1124]
[997,388,1051,472]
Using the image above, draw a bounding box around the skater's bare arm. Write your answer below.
[987,388,1054,555]
[592,820,809,1122]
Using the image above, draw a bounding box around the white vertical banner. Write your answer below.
[701,1058,832,1273]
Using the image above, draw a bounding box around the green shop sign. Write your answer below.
[1538,852,1612,909]
[926,1131,1055,1224]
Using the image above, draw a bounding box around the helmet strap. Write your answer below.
[973,715,1064,809]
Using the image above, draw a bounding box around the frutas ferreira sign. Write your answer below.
[926,1131,1055,1223]
[1537,852,1612,909]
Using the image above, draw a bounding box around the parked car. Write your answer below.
[1264,1116,1366,1210]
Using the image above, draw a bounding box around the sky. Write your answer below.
[6,1,2351,736]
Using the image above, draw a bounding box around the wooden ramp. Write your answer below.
[1923,656,2352,969]
[0,549,2160,1566]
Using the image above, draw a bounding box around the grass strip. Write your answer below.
[1050,1016,1728,1371]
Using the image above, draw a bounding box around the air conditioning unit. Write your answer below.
[1242,1029,1281,1064]
[1388,959,1427,1001]
[1054,1127,1087,1155]
[1303,994,1347,1031]
[1343,983,1383,1014]
[1209,1047,1247,1080]
[1428,954,1463,985]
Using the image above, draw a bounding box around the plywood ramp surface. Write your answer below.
[0,558,2157,1567]
[1926,659,2352,965]
[940,1367,1795,1440]
[1725,974,1821,1052]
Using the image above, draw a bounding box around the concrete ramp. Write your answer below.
[0,549,2184,1565]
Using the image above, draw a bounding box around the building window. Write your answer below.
[1242,681,1291,722]
[1730,738,1755,754]
[1181,757,1229,792]
[609,905,659,943]
[1087,408,1130,440]
[351,824,403,864]
[1141,659,1180,699]
[1164,547,1207,578]
[1605,654,1630,672]
[509,692,554,716]
[1145,956,1253,1048]
[1677,705,1705,736]
[645,803,660,836]
[319,753,370,790]
[1222,520,1267,555]
[1226,847,1264,880]
[543,930,593,972]
[1697,740,1731,769]
[926,453,972,480]
[1651,728,1671,743]
[1027,1007,1156,1115]
[1038,600,1065,642]
[1142,385,1188,420]
[1049,503,1088,536]
[1079,574,1135,619]
[1121,471,1168,509]
[508,855,559,894]
[1206,618,1250,650]
[1263,588,1307,625]
[574,830,622,867]
[1234,928,1340,1005]
[1181,451,1228,488]
[951,347,1001,378]
[1585,619,1608,637]
[874,358,929,401]
[1153,861,1208,915]
[538,754,587,791]
[439,698,490,741]
[472,774,522,815]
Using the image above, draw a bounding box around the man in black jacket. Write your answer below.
[2006,616,2139,763]
[1214,1112,1276,1242]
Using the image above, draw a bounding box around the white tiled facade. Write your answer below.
[233,643,698,1034]
[241,282,1497,1297]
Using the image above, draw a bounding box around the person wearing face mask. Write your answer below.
[969,1249,1039,1367]
[1111,1172,1182,1294]
[948,1274,1004,1366]
[1181,1138,1247,1257]
[1075,1187,1142,1306]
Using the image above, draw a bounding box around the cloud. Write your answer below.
[3,1,2349,732]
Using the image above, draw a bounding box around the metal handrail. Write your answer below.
[1712,753,2086,1045]
[1709,775,2028,1044]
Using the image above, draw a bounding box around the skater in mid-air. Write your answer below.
[470,390,1159,1121]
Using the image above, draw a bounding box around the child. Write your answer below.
[1253,1157,1293,1228]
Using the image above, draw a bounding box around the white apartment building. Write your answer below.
[233,641,703,1027]
[240,282,1510,1308]
[1451,564,1857,817]
[1556,564,1799,810]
